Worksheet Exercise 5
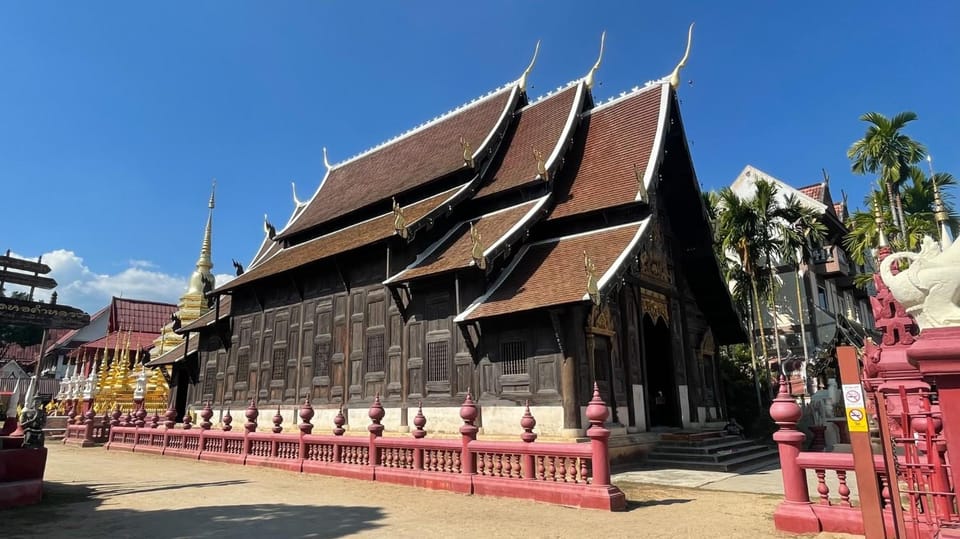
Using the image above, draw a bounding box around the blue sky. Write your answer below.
[2,2,958,313]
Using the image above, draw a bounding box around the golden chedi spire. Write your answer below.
[186,179,216,299]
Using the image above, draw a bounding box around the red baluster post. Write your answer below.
[460,391,479,476]
[585,383,611,487]
[368,394,385,468]
[520,401,537,480]
[770,376,820,534]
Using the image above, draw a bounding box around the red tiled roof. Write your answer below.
[458,221,648,321]
[548,84,665,221]
[79,331,159,353]
[178,295,232,334]
[388,198,545,283]
[797,183,825,202]
[475,85,581,199]
[217,185,468,293]
[109,298,177,334]
[279,86,518,239]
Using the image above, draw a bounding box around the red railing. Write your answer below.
[105,385,625,511]
[771,378,958,538]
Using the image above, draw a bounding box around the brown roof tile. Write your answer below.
[389,197,545,283]
[548,84,665,221]
[458,221,647,321]
[218,185,467,292]
[475,85,581,199]
[280,86,517,238]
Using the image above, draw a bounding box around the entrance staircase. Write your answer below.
[644,430,779,472]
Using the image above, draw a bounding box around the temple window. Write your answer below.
[236,350,250,383]
[426,340,450,383]
[500,340,527,376]
[271,348,285,380]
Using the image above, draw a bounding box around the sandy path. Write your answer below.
[2,444,857,538]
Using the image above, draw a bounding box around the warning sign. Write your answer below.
[842,384,869,433]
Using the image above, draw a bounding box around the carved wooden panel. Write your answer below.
[331,294,347,401]
[349,290,364,400]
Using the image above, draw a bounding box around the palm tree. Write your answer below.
[844,168,958,275]
[715,187,776,399]
[847,111,927,240]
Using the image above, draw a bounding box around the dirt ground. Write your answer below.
[2,444,859,539]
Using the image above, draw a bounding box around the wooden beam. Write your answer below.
[0,254,51,274]
[0,269,57,290]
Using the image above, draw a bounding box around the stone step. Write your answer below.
[645,448,780,473]
[652,437,758,455]
[648,444,771,464]
[656,434,745,448]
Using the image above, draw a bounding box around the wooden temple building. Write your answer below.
[170,31,746,437]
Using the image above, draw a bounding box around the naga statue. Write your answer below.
[19,396,47,449]
[880,235,960,331]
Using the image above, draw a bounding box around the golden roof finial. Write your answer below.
[323,147,332,170]
[518,40,541,93]
[470,222,487,270]
[392,198,408,239]
[460,135,475,169]
[585,31,606,90]
[534,148,548,181]
[292,181,303,207]
[584,251,600,305]
[634,164,648,202]
[668,23,695,90]
[186,180,217,296]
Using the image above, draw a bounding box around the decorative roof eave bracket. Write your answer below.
[404,180,479,241]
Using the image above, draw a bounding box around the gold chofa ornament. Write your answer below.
[470,222,487,270]
[460,135,475,169]
[534,148,548,181]
[584,251,600,305]
[393,198,408,239]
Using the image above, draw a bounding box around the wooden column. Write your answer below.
[561,305,584,432]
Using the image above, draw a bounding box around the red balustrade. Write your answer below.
[104,384,625,511]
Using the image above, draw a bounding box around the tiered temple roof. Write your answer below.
[213,37,743,342]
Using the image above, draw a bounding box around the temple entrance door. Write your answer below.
[644,314,679,428]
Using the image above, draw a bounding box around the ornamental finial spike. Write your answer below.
[264,214,276,239]
[208,178,216,209]
[872,197,888,248]
[518,40,541,93]
[668,23,694,90]
[292,181,302,207]
[585,31,606,90]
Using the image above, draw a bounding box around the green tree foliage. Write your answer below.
[0,290,45,361]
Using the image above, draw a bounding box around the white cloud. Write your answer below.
[4,250,233,315]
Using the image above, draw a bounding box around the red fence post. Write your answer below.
[585,383,611,487]
[222,409,233,431]
[243,400,258,458]
[771,376,821,534]
[771,376,808,503]
[521,401,537,480]
[200,402,213,431]
[368,394,385,469]
[460,391,479,476]
[412,402,425,471]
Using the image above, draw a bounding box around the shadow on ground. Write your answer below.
[2,481,386,539]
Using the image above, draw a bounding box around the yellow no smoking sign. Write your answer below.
[842,383,869,432]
